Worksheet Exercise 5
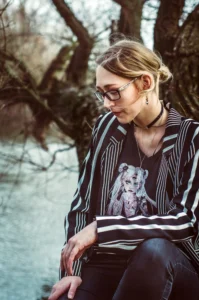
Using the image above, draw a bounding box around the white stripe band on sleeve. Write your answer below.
[98,222,193,233]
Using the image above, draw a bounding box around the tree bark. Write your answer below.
[154,0,185,65]
[154,0,185,100]
[167,4,199,120]
[113,0,144,41]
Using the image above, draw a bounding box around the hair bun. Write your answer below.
[158,65,172,83]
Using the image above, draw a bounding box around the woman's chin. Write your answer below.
[112,110,136,124]
[116,114,134,124]
[117,118,129,124]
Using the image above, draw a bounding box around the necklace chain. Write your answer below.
[135,137,146,168]
[134,124,164,166]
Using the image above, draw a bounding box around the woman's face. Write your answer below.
[96,65,145,123]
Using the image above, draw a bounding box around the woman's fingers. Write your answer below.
[60,252,64,271]
[60,245,85,275]
[66,246,79,275]
[60,221,98,273]
[61,240,79,275]
[60,251,66,272]
[48,277,82,300]
[62,242,74,271]
[60,250,65,271]
[75,249,85,260]
[48,277,70,300]
[67,277,82,299]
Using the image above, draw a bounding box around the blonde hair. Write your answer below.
[96,39,172,95]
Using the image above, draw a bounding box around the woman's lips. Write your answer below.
[112,111,123,117]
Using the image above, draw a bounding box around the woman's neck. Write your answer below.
[133,97,167,130]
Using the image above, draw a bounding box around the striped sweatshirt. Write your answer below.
[62,106,199,278]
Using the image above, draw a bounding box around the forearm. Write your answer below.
[96,211,195,250]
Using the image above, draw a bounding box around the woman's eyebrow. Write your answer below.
[96,84,118,90]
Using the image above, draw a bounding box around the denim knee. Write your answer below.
[138,238,173,256]
[128,238,174,271]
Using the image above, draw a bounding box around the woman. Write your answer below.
[49,39,199,300]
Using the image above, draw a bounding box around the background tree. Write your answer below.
[154,0,199,119]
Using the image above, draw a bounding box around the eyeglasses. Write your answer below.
[94,78,138,103]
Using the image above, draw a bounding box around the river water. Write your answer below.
[0,140,78,300]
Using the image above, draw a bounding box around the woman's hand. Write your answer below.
[61,221,97,275]
[48,276,82,300]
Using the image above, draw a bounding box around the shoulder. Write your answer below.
[169,106,199,136]
[181,117,199,137]
[164,107,199,154]
[92,112,119,141]
[178,116,199,152]
[94,112,118,129]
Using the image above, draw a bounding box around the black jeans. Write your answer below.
[58,238,199,300]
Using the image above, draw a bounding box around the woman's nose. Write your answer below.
[103,96,115,110]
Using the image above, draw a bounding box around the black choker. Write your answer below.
[134,104,164,129]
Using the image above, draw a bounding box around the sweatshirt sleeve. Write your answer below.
[60,115,103,278]
[96,129,199,251]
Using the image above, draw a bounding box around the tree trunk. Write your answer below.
[167,4,199,120]
[66,43,92,86]
[113,0,144,41]
[154,0,185,65]
[154,0,185,100]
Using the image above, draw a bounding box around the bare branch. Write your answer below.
[0,1,12,51]
[0,52,73,137]
[44,146,75,170]
[142,17,156,21]
[0,15,7,51]
[52,0,92,45]
[39,43,76,91]
[93,25,111,39]
[0,146,77,172]
[52,0,94,86]
[146,2,159,9]
[0,50,37,90]
[0,1,11,17]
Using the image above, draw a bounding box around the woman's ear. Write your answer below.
[141,74,152,90]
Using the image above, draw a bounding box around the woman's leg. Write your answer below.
[113,238,199,300]
[58,262,125,300]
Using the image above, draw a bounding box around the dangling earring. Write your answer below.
[146,97,149,105]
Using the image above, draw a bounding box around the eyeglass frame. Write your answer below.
[94,77,139,103]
